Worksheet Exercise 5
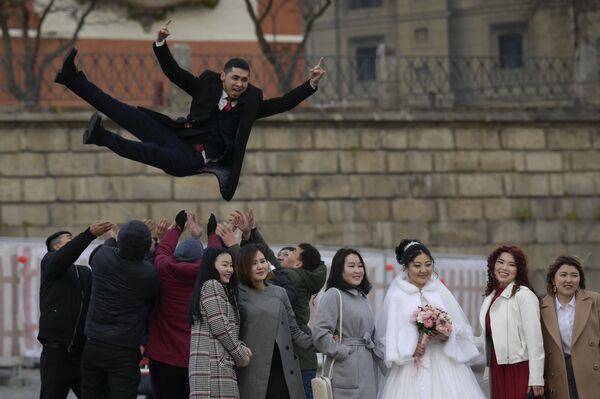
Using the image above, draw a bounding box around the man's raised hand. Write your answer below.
[90,220,114,237]
[188,211,204,239]
[156,19,172,43]
[309,57,326,87]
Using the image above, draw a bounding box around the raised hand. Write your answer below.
[155,218,169,239]
[230,210,251,241]
[90,220,114,237]
[309,57,326,87]
[143,219,157,235]
[156,19,171,43]
[106,223,119,240]
[188,211,203,239]
[216,223,241,248]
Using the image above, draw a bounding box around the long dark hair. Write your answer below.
[326,248,372,294]
[484,244,533,297]
[188,247,239,324]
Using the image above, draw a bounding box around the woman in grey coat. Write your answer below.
[236,244,314,399]
[313,248,383,399]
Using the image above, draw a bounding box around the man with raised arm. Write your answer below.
[54,20,325,201]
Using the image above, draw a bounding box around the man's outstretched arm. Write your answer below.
[153,20,199,96]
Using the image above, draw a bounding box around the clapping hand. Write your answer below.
[188,211,203,239]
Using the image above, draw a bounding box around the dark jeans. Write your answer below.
[39,345,82,399]
[81,339,141,399]
[565,354,580,399]
[66,72,204,177]
[149,360,189,399]
[301,369,316,399]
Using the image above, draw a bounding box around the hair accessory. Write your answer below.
[404,241,420,251]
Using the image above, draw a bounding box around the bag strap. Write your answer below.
[321,288,343,380]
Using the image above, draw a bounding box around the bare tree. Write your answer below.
[244,0,331,91]
[0,0,99,109]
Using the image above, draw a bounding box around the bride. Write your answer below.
[377,239,486,399]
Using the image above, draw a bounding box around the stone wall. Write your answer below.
[0,110,599,286]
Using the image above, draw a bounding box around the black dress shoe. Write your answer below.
[83,112,105,145]
[54,47,78,84]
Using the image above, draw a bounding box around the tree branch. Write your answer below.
[33,0,57,59]
[0,2,25,99]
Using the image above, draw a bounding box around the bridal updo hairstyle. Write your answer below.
[395,239,435,267]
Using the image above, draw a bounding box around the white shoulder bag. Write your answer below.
[311,288,343,399]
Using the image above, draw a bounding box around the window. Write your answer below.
[498,33,523,68]
[356,46,378,81]
[348,0,382,9]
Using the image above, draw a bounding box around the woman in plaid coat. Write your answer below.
[188,248,251,398]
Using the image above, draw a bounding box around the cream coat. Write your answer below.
[479,282,545,386]
[540,290,600,399]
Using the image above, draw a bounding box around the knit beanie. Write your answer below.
[174,238,204,262]
[117,220,151,261]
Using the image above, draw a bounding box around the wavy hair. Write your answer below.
[484,244,533,297]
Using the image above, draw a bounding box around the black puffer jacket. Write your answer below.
[84,221,159,349]
[38,228,95,349]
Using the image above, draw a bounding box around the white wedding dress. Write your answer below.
[377,274,486,399]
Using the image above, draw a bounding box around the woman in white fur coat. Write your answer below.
[377,239,485,399]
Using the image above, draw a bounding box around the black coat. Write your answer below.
[38,228,95,349]
[141,43,317,201]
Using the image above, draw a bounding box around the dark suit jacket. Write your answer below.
[141,42,317,201]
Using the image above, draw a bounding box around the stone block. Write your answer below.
[327,201,357,223]
[74,204,102,224]
[406,152,433,172]
[355,200,391,221]
[260,127,314,150]
[316,223,371,246]
[98,203,150,224]
[563,173,596,195]
[244,127,266,150]
[69,129,105,153]
[49,204,75,226]
[439,199,484,220]
[314,127,360,149]
[549,174,565,195]
[249,201,298,224]
[454,128,500,149]
[434,151,479,172]
[371,222,430,248]
[149,202,200,221]
[294,151,338,173]
[479,151,515,171]
[490,221,536,244]
[174,176,221,200]
[217,201,250,222]
[355,151,386,173]
[408,128,454,149]
[504,174,550,197]
[571,151,600,171]
[295,201,329,223]
[23,178,56,202]
[484,198,530,220]
[536,221,566,243]
[362,175,410,198]
[195,201,222,221]
[55,178,74,201]
[578,221,600,243]
[243,152,295,174]
[339,152,356,173]
[260,223,316,245]
[0,153,46,176]
[392,199,437,221]
[458,174,504,197]
[410,174,456,197]
[429,221,488,245]
[361,129,385,149]
[266,176,315,199]
[233,176,268,200]
[315,175,362,199]
[546,128,591,149]
[572,198,600,219]
[48,153,96,176]
[386,152,407,173]
[0,178,21,201]
[0,129,20,152]
[513,153,527,171]
[22,129,69,152]
[529,198,558,219]
[1,204,50,226]
[501,127,546,149]
[97,153,145,175]
[382,129,408,149]
[72,177,117,201]
[525,152,563,171]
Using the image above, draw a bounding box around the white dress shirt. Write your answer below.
[218,91,238,110]
[555,295,576,355]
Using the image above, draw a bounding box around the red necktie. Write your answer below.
[223,96,233,112]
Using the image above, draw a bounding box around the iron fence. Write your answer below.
[0,52,587,110]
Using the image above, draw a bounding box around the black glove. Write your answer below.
[175,210,187,231]
[207,213,217,235]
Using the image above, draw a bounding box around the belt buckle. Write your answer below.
[183,122,193,128]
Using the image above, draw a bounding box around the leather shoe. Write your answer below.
[83,112,105,145]
[54,47,78,84]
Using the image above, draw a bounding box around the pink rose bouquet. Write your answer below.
[410,304,452,367]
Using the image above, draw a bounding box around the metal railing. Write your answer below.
[0,52,589,110]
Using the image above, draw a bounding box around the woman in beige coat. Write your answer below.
[540,255,600,399]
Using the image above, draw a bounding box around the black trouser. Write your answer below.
[81,339,141,399]
[149,359,189,399]
[565,354,580,399]
[39,344,83,399]
[65,72,204,177]
[266,344,291,399]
